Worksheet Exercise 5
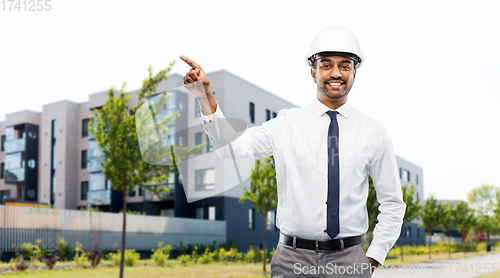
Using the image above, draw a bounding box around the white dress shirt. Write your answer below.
[201,98,406,265]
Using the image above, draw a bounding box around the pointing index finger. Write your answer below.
[180,55,201,69]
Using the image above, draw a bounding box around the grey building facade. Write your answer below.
[0,70,424,251]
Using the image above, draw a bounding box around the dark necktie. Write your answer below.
[326,111,340,239]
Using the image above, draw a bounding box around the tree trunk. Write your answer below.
[447,230,451,258]
[119,193,127,278]
[487,233,490,252]
[400,227,404,262]
[428,230,432,259]
[263,212,268,272]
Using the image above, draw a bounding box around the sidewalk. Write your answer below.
[372,253,500,278]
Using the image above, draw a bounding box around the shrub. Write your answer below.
[200,249,213,264]
[34,240,48,261]
[108,250,140,267]
[151,242,172,266]
[20,243,34,260]
[177,254,191,266]
[124,249,140,267]
[57,237,73,261]
[244,249,256,263]
[191,246,199,263]
[496,242,500,248]
[107,252,122,266]
[74,242,88,267]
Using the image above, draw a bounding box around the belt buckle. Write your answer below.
[315,240,319,252]
[339,239,344,251]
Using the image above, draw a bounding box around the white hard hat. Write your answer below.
[306,26,364,68]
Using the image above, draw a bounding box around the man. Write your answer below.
[181,26,405,277]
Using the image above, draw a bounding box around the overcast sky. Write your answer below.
[1,0,499,201]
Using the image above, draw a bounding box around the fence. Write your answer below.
[0,205,226,252]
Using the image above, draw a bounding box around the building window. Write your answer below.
[416,175,419,185]
[82,119,89,137]
[266,109,271,121]
[405,226,411,238]
[206,135,213,152]
[208,206,216,220]
[249,208,255,230]
[81,182,88,201]
[195,168,215,191]
[50,120,56,207]
[1,190,10,204]
[417,227,420,238]
[129,187,136,197]
[195,98,201,117]
[249,102,255,123]
[0,163,4,179]
[81,150,87,169]
[1,135,5,152]
[267,210,276,230]
[416,192,419,201]
[160,209,174,217]
[272,112,277,118]
[400,168,410,182]
[195,133,203,153]
[196,207,204,219]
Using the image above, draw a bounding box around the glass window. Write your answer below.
[81,181,88,201]
[5,153,23,170]
[129,187,136,197]
[249,208,255,230]
[0,163,4,179]
[195,98,201,117]
[206,135,213,152]
[195,132,203,153]
[272,112,277,118]
[266,109,271,121]
[89,173,106,191]
[249,102,255,123]
[160,209,174,217]
[82,119,89,137]
[400,168,410,182]
[208,206,216,220]
[406,226,411,238]
[196,207,204,219]
[267,210,276,230]
[1,135,5,151]
[195,168,215,191]
[416,175,419,185]
[81,150,87,169]
[51,120,56,139]
[0,190,10,204]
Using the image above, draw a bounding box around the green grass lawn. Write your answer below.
[1,250,499,278]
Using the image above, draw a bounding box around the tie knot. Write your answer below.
[326,110,338,121]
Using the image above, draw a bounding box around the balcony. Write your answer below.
[88,189,111,205]
[88,157,104,173]
[142,183,175,201]
[4,138,25,154]
[4,168,25,184]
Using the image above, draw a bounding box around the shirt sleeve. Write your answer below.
[201,102,287,160]
[365,127,406,266]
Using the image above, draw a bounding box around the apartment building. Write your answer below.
[0,70,424,251]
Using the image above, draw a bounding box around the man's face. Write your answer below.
[311,56,357,101]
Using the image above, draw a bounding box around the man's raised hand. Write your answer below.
[180,55,217,114]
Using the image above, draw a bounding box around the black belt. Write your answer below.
[279,233,362,251]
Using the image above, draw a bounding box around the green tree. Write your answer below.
[420,196,443,259]
[453,200,476,256]
[366,176,379,243]
[399,183,422,261]
[239,156,278,272]
[88,62,202,278]
[438,202,455,258]
[468,184,500,249]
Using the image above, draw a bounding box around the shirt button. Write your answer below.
[325,201,328,205]
[324,230,328,233]
[209,120,212,123]
[203,120,206,123]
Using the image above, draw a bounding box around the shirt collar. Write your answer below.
[312,98,352,119]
